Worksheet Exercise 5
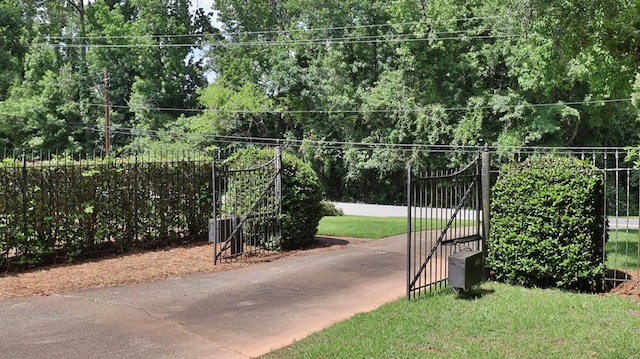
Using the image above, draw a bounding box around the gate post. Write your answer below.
[275,146,283,243]
[481,144,491,278]
[275,146,282,210]
[406,164,412,300]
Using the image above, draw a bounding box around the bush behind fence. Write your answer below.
[0,152,213,270]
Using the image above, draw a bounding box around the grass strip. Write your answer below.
[317,215,411,239]
[317,215,474,239]
[607,229,640,270]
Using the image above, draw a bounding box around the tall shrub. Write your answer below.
[487,155,607,291]
[0,155,212,270]
[224,147,323,250]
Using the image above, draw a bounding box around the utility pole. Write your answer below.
[104,69,110,156]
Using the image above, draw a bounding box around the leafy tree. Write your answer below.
[0,0,29,100]
[4,0,640,203]
[86,0,215,150]
[0,0,215,153]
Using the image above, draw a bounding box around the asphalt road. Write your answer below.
[334,202,640,229]
[333,202,479,220]
[333,202,406,217]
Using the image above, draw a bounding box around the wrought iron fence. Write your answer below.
[406,146,640,298]
[2,143,638,293]
[491,147,640,289]
[0,150,212,270]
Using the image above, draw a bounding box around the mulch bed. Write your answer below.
[0,236,358,301]
[608,270,640,300]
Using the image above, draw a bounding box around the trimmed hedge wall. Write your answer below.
[487,155,607,291]
[0,156,212,270]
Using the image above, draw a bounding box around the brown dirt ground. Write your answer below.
[608,270,640,300]
[2,237,639,301]
[0,236,363,301]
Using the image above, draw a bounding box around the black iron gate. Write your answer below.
[406,153,487,299]
[210,147,282,264]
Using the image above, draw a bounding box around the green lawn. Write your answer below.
[317,215,473,239]
[262,282,640,359]
[607,229,640,270]
[317,215,411,239]
[301,217,640,359]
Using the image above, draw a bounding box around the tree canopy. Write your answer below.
[2,0,640,201]
[0,0,216,152]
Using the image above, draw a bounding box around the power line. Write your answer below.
[222,15,511,37]
[75,123,640,154]
[41,30,523,49]
[1,114,635,154]
[80,123,484,153]
[3,97,631,122]
[44,15,511,42]
[74,98,632,114]
[209,32,523,48]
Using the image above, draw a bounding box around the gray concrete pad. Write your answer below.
[0,234,408,359]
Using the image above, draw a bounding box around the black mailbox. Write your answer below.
[448,250,483,291]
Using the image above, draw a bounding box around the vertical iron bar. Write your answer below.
[626,165,631,271]
[21,150,27,257]
[134,152,139,247]
[275,147,282,246]
[615,150,620,275]
[476,154,482,251]
[431,173,436,293]
[406,165,412,300]
[416,171,420,297]
[212,159,218,264]
[481,144,491,278]
[602,151,609,289]
[437,170,443,290]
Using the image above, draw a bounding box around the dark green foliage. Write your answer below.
[281,151,324,249]
[0,155,212,270]
[224,148,323,250]
[487,155,607,291]
[320,201,344,217]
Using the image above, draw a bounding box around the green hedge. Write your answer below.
[487,155,607,291]
[0,156,212,269]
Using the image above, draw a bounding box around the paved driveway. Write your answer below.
[0,234,408,359]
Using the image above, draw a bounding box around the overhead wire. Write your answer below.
[0,112,480,153]
[44,15,511,41]
[78,123,485,153]
[63,122,640,154]
[225,14,511,36]
[2,97,630,139]
[73,98,633,114]
[38,15,521,50]
[1,109,635,155]
[42,30,524,49]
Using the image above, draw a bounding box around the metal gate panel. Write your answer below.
[210,147,282,264]
[407,156,483,299]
